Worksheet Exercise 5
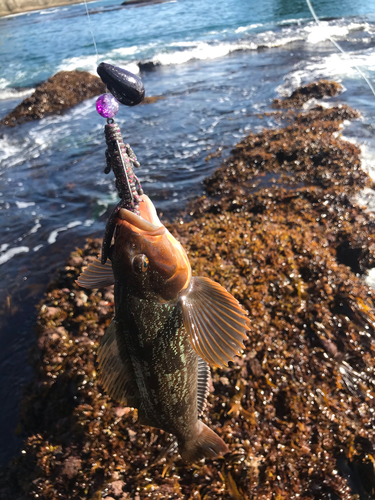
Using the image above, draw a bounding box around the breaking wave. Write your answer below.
[0,78,34,101]
[55,17,372,76]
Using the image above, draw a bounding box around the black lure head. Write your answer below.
[97,63,145,106]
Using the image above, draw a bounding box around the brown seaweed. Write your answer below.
[0,82,374,500]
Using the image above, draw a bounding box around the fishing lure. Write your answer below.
[95,63,145,264]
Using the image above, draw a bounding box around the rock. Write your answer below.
[272,79,343,108]
[45,306,61,318]
[122,0,170,7]
[1,71,105,127]
[127,429,137,443]
[113,407,131,418]
[108,480,125,497]
[61,456,81,479]
[67,255,83,268]
[74,291,88,308]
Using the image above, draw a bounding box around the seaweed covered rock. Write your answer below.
[1,71,106,126]
[1,87,375,500]
[273,79,343,108]
[0,70,164,127]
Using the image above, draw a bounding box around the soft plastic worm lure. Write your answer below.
[95,63,146,264]
[101,120,144,264]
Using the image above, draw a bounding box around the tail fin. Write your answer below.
[179,421,229,462]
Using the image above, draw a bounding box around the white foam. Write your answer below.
[0,243,9,253]
[305,22,350,44]
[0,77,34,101]
[57,54,140,76]
[0,87,34,101]
[0,77,8,89]
[279,17,309,25]
[47,220,82,244]
[122,62,140,75]
[151,41,256,66]
[57,55,99,74]
[15,201,35,208]
[365,267,375,288]
[354,142,375,211]
[56,19,370,78]
[235,23,262,33]
[111,45,139,56]
[355,187,375,212]
[277,47,375,97]
[0,136,24,163]
[29,221,41,235]
[39,7,64,14]
[169,41,200,48]
[0,246,29,265]
[355,144,375,181]
[33,244,44,252]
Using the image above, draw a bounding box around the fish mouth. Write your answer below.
[118,207,163,233]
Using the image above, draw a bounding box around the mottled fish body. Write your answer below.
[78,195,250,461]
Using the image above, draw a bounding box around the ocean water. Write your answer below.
[1,0,375,465]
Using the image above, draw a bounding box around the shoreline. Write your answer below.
[1,83,375,499]
[0,0,170,17]
[0,0,90,17]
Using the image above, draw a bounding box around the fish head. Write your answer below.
[111,195,191,302]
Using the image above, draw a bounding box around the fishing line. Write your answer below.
[83,0,99,68]
[305,0,375,97]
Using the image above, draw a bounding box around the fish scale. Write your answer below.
[111,298,198,440]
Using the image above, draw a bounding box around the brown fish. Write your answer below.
[77,194,249,462]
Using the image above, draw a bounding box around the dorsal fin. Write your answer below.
[180,276,250,367]
[97,320,140,408]
[197,356,210,416]
[76,258,115,289]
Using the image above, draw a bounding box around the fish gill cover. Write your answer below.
[0,82,374,499]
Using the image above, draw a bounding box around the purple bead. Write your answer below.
[96,94,119,118]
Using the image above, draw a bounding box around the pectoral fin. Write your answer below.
[97,320,140,408]
[76,258,115,289]
[180,277,249,367]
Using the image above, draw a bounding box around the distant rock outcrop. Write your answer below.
[1,71,105,127]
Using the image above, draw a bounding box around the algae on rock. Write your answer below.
[0,83,374,500]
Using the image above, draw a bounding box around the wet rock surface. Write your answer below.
[1,70,164,127]
[1,83,375,499]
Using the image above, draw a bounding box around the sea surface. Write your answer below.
[1,0,375,465]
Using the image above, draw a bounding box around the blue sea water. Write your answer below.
[1,0,375,465]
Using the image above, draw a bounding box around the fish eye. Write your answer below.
[132,254,149,274]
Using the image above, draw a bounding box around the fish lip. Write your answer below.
[118,208,163,233]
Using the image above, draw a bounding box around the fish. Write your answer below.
[80,64,249,461]
[77,193,250,462]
